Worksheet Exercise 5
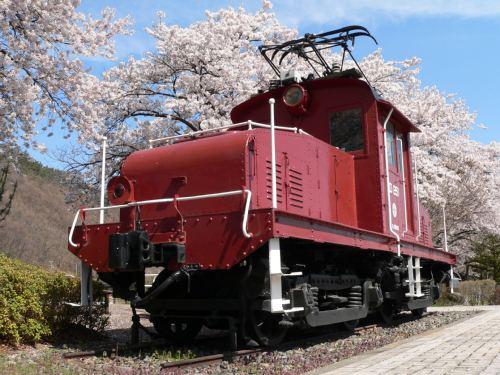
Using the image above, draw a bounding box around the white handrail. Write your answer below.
[148,120,309,146]
[414,156,422,240]
[383,108,400,256]
[397,137,408,238]
[242,189,253,238]
[68,189,253,248]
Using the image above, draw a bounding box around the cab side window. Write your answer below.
[330,108,364,152]
[386,122,397,167]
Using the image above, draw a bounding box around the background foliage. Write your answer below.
[436,280,498,306]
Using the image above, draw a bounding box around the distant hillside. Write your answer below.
[0,154,79,273]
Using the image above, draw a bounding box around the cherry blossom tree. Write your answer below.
[0,0,131,154]
[61,2,498,262]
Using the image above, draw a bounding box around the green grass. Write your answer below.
[0,349,79,375]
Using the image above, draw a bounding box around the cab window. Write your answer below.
[330,108,364,152]
[397,135,404,172]
[386,122,397,167]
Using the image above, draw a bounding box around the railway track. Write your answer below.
[63,323,379,370]
[161,323,379,370]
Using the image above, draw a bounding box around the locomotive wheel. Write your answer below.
[411,307,426,319]
[152,317,202,344]
[247,300,287,347]
[342,319,360,331]
[379,302,395,324]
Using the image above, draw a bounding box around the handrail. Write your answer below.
[414,157,422,240]
[397,137,408,238]
[383,107,400,256]
[69,189,253,248]
[148,120,309,147]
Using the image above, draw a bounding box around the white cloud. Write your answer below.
[272,0,500,26]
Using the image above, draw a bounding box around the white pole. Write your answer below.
[442,204,448,253]
[99,136,107,225]
[81,136,106,306]
[442,204,454,293]
[269,98,277,209]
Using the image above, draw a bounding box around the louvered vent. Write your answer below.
[266,160,283,204]
[288,168,304,209]
[421,217,430,244]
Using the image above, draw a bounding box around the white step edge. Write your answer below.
[282,272,303,277]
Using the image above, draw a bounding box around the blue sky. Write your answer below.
[32,0,500,167]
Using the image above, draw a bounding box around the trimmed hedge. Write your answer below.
[0,253,108,345]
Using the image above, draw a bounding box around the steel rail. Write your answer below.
[61,322,381,366]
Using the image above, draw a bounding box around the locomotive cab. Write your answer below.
[231,77,428,244]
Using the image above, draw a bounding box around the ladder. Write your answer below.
[269,238,304,313]
[405,256,424,297]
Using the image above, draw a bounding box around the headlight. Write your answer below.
[282,84,309,114]
[107,176,134,205]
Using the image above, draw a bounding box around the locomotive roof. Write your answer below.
[231,77,421,134]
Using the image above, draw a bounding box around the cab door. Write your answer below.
[385,123,406,236]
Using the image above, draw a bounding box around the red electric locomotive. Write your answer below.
[68,26,455,347]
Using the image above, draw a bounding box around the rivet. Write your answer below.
[223,216,227,220]
[183,219,187,223]
[196,218,200,222]
[243,251,247,256]
[209,217,213,221]
[154,222,158,226]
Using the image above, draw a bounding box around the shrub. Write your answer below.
[0,253,108,345]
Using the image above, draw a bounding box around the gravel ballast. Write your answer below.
[190,310,478,375]
[0,307,481,374]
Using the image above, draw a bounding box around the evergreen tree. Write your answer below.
[468,234,500,282]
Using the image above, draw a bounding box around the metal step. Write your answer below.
[406,256,424,297]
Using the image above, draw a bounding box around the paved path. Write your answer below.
[313,306,500,375]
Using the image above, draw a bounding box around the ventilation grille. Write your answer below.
[421,217,430,244]
[288,168,304,209]
[266,160,283,204]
